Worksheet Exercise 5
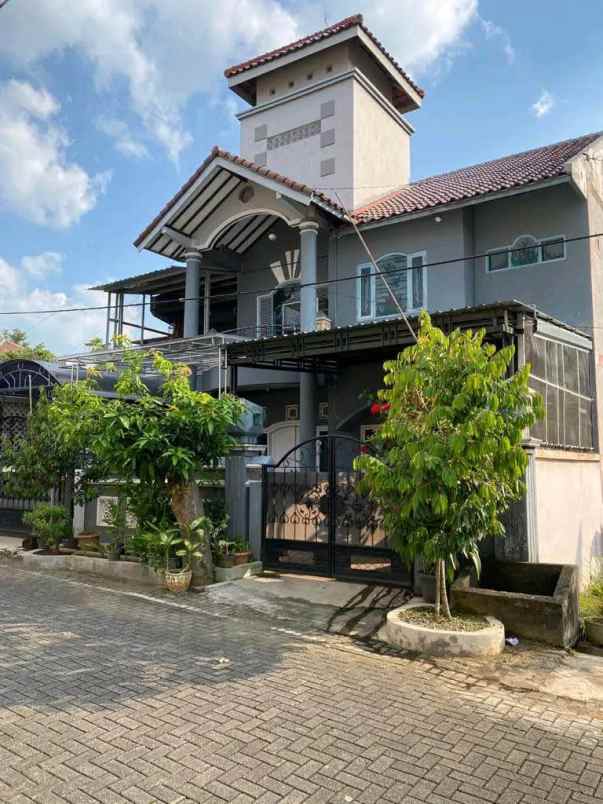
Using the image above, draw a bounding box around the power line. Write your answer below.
[0,230,601,317]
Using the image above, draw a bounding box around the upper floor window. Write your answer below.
[486,235,565,273]
[357,252,426,321]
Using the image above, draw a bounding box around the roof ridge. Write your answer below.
[353,131,602,215]
[224,13,424,97]
[224,14,363,77]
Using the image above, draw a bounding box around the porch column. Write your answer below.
[183,249,202,338]
[299,221,319,332]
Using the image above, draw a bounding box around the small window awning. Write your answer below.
[133,146,345,262]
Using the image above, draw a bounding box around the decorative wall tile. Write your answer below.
[254,152,267,166]
[321,158,335,177]
[267,120,321,151]
[320,100,335,119]
[254,124,268,142]
[320,129,335,148]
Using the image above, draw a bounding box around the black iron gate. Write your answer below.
[262,434,411,585]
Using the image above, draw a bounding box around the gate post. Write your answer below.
[224,443,265,558]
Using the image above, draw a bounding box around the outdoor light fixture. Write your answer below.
[434,216,442,223]
[268,232,277,241]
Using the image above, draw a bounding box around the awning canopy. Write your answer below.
[225,301,592,374]
[133,146,344,262]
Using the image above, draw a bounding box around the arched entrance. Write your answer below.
[262,434,411,585]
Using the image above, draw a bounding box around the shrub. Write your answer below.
[22,503,71,553]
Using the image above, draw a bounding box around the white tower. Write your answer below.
[225,14,423,211]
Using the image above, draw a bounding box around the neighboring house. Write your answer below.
[54,14,603,583]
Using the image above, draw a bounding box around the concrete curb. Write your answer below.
[20,550,163,587]
[379,600,505,657]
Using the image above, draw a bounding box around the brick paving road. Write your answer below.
[0,566,602,804]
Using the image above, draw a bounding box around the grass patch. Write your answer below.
[398,606,490,632]
[580,578,603,620]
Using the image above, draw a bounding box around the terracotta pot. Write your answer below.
[232,550,252,566]
[164,568,192,593]
[217,550,252,568]
[585,617,603,646]
[76,533,99,550]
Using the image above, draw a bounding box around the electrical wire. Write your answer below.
[1,230,601,318]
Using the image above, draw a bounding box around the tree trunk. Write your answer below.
[434,559,442,619]
[440,559,452,619]
[169,481,214,587]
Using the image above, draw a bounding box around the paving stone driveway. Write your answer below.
[0,566,602,804]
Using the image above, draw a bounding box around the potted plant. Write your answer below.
[175,534,204,593]
[214,538,252,568]
[580,578,603,646]
[22,503,71,555]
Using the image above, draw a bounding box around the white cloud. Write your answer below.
[0,1,479,162]
[21,252,64,279]
[96,116,149,159]
[0,79,111,228]
[480,17,515,64]
[532,90,555,119]
[0,254,107,354]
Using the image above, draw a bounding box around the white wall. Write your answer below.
[534,449,603,586]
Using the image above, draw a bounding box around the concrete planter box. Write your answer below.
[214,561,262,583]
[585,618,603,647]
[21,549,163,587]
[379,601,504,657]
[451,561,579,648]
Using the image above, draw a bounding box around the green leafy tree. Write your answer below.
[2,379,104,513]
[357,312,543,619]
[88,348,243,584]
[0,329,54,362]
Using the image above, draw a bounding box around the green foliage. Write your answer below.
[2,380,104,502]
[102,498,128,556]
[175,516,209,570]
[580,577,603,620]
[90,349,244,495]
[22,503,71,552]
[357,312,543,579]
[0,328,54,362]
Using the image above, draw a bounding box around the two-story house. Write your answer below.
[62,14,603,583]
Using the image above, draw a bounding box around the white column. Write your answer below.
[299,221,319,333]
[184,250,202,338]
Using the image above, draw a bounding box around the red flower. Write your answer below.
[381,402,391,412]
[370,402,381,416]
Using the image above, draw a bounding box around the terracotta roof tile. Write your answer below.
[224,13,424,99]
[353,132,601,224]
[134,146,344,248]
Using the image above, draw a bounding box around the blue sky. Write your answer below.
[0,0,602,353]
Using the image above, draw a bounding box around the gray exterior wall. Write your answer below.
[473,183,592,328]
[330,182,591,331]
[332,207,470,326]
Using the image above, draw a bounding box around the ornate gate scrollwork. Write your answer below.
[262,434,411,585]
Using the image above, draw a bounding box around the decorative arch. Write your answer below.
[204,209,294,254]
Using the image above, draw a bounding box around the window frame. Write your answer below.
[356,251,427,322]
[486,234,566,273]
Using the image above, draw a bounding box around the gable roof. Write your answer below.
[353,132,602,224]
[133,145,345,252]
[224,13,424,99]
